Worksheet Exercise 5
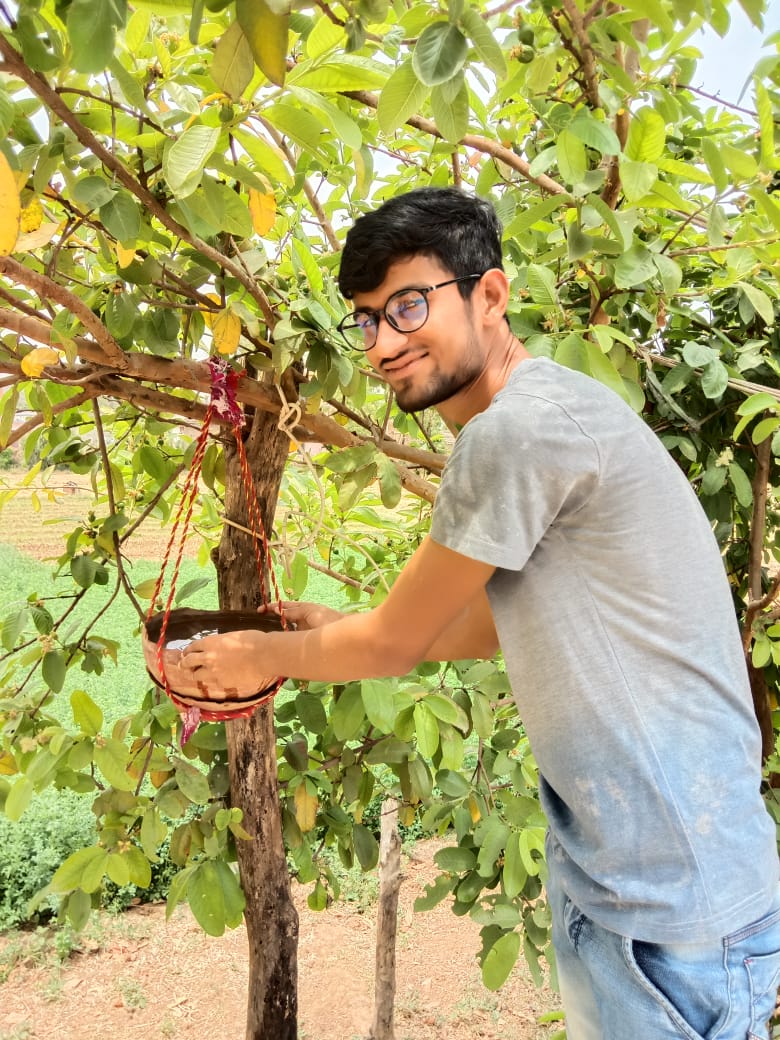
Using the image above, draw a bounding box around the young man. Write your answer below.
[181,187,780,1038]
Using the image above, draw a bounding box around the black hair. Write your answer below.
[337,187,504,301]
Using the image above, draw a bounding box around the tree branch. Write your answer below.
[0,256,129,371]
[0,35,277,327]
[340,90,567,197]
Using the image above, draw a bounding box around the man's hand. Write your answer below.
[178,629,274,701]
[262,601,344,631]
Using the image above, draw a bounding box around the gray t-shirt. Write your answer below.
[431,357,778,943]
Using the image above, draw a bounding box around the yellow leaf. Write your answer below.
[116,244,137,268]
[0,151,21,256]
[212,308,242,355]
[468,793,482,825]
[294,783,318,832]
[236,0,289,87]
[0,751,18,776]
[200,293,222,329]
[21,347,60,378]
[15,221,59,252]
[20,197,43,233]
[248,189,277,235]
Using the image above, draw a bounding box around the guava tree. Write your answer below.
[0,1,778,1038]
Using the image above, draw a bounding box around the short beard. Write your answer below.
[395,368,474,413]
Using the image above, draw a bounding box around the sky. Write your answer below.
[696,0,779,104]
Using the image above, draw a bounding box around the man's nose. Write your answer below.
[369,315,409,361]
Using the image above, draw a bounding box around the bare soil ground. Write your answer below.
[0,842,561,1040]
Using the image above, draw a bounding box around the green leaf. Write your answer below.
[323,444,377,473]
[624,107,666,163]
[481,929,521,990]
[295,691,328,734]
[106,851,131,887]
[620,159,658,202]
[175,759,211,804]
[414,873,455,911]
[94,738,135,791]
[1,610,26,652]
[361,678,397,732]
[728,462,753,508]
[754,81,775,170]
[352,823,379,870]
[377,60,428,135]
[42,650,66,694]
[526,263,558,307]
[738,282,775,327]
[188,860,227,936]
[752,417,780,445]
[700,137,729,193]
[502,831,528,899]
[614,243,656,288]
[68,0,127,74]
[720,143,758,182]
[425,692,469,731]
[4,775,33,822]
[652,253,682,295]
[236,0,290,87]
[737,392,777,417]
[214,860,245,927]
[682,341,717,367]
[51,845,109,893]
[430,78,469,143]
[568,112,621,156]
[375,453,402,509]
[163,125,220,200]
[435,767,470,798]
[99,191,141,243]
[414,701,439,757]
[71,690,104,740]
[287,56,387,92]
[434,845,477,873]
[459,7,506,77]
[73,175,117,210]
[331,684,366,741]
[701,360,729,400]
[66,888,92,931]
[556,128,587,186]
[412,22,468,86]
[211,21,255,100]
[71,554,98,589]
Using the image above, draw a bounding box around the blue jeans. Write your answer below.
[548,865,780,1039]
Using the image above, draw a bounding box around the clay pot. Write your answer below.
[143,607,288,720]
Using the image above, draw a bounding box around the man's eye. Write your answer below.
[393,295,424,318]
[354,313,376,330]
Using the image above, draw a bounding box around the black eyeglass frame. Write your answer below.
[336,273,484,352]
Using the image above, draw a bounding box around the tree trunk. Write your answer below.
[215,404,299,1040]
[369,797,402,1040]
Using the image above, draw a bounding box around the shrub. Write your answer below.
[0,788,95,931]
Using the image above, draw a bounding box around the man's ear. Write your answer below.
[476,268,510,326]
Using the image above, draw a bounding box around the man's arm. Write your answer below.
[271,584,498,662]
[178,535,496,697]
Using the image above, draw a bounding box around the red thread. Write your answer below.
[147,359,287,725]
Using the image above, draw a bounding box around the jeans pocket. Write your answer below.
[725,894,780,1040]
[744,949,780,1040]
[623,938,710,1040]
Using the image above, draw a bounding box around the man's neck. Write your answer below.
[437,333,531,431]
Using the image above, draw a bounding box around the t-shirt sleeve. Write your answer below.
[430,392,601,571]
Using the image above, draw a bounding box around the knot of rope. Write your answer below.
[275,382,302,441]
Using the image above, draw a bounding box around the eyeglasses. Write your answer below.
[336,274,484,352]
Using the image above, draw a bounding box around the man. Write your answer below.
[181,187,780,1038]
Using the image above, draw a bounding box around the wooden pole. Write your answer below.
[369,797,402,1040]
